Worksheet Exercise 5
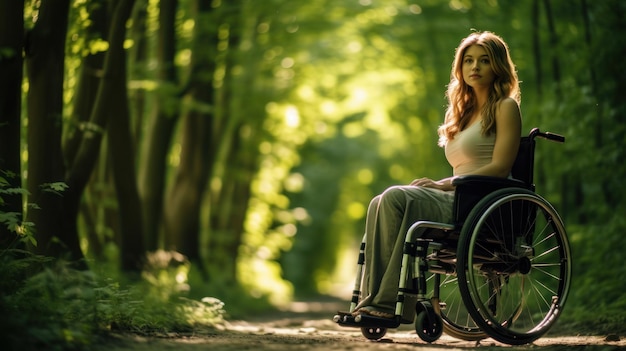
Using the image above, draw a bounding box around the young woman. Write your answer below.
[352,31,522,319]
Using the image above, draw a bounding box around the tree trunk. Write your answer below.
[25,0,80,263]
[129,0,148,143]
[208,124,258,284]
[206,3,251,285]
[138,0,180,251]
[108,106,145,272]
[162,0,216,262]
[64,0,108,260]
[531,0,542,96]
[0,1,24,249]
[103,0,144,272]
[63,0,138,269]
[542,0,561,98]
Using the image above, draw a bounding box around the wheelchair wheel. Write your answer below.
[457,188,572,345]
[360,326,387,340]
[415,308,443,343]
[429,273,486,341]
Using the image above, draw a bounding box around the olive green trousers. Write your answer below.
[355,185,454,315]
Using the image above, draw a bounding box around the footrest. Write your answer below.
[333,311,402,328]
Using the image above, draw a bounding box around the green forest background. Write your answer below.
[1,0,625,349]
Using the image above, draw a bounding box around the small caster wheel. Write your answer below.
[415,309,443,343]
[361,326,387,340]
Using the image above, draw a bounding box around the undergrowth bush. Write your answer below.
[0,249,226,351]
[556,218,626,335]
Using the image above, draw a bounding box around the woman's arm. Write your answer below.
[412,98,522,191]
[468,97,522,178]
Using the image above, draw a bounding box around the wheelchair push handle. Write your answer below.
[529,128,565,143]
[539,132,565,143]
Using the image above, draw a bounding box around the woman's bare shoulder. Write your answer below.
[498,97,520,109]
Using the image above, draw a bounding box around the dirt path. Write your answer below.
[96,297,625,351]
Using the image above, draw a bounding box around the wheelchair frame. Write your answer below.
[334,128,571,345]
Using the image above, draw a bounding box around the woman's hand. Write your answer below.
[411,178,452,190]
[410,177,455,191]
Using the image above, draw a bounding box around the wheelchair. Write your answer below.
[333,128,571,345]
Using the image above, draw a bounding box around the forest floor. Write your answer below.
[94,295,625,351]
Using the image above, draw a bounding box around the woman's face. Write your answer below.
[462,44,496,89]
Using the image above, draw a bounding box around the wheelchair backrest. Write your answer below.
[451,128,563,228]
[451,134,536,226]
[511,136,535,186]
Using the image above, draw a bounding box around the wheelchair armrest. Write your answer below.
[452,175,530,225]
[452,175,526,188]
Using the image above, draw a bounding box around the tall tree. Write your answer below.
[138,0,180,251]
[107,0,145,271]
[206,0,278,287]
[106,0,144,271]
[63,0,138,269]
[0,1,25,248]
[24,0,74,261]
[162,0,217,262]
[64,0,109,260]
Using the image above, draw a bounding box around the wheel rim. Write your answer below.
[461,191,571,344]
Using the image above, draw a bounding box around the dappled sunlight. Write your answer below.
[270,20,447,296]
[178,296,226,326]
[345,87,369,109]
[318,239,360,298]
[142,250,191,300]
[357,168,373,185]
[238,257,294,308]
[388,163,409,181]
[284,105,300,128]
[341,121,366,138]
[449,0,472,11]
[168,142,181,167]
[346,201,366,220]
[356,3,397,25]
[283,172,305,193]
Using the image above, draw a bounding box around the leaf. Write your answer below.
[40,182,69,196]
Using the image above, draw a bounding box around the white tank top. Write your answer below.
[444,121,495,176]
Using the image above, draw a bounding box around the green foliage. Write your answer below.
[0,249,226,351]
[524,1,626,334]
[40,182,69,196]
[0,253,93,351]
[0,171,36,246]
[560,220,626,335]
[6,0,626,339]
[274,0,626,335]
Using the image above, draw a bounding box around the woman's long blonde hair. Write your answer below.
[438,31,520,146]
